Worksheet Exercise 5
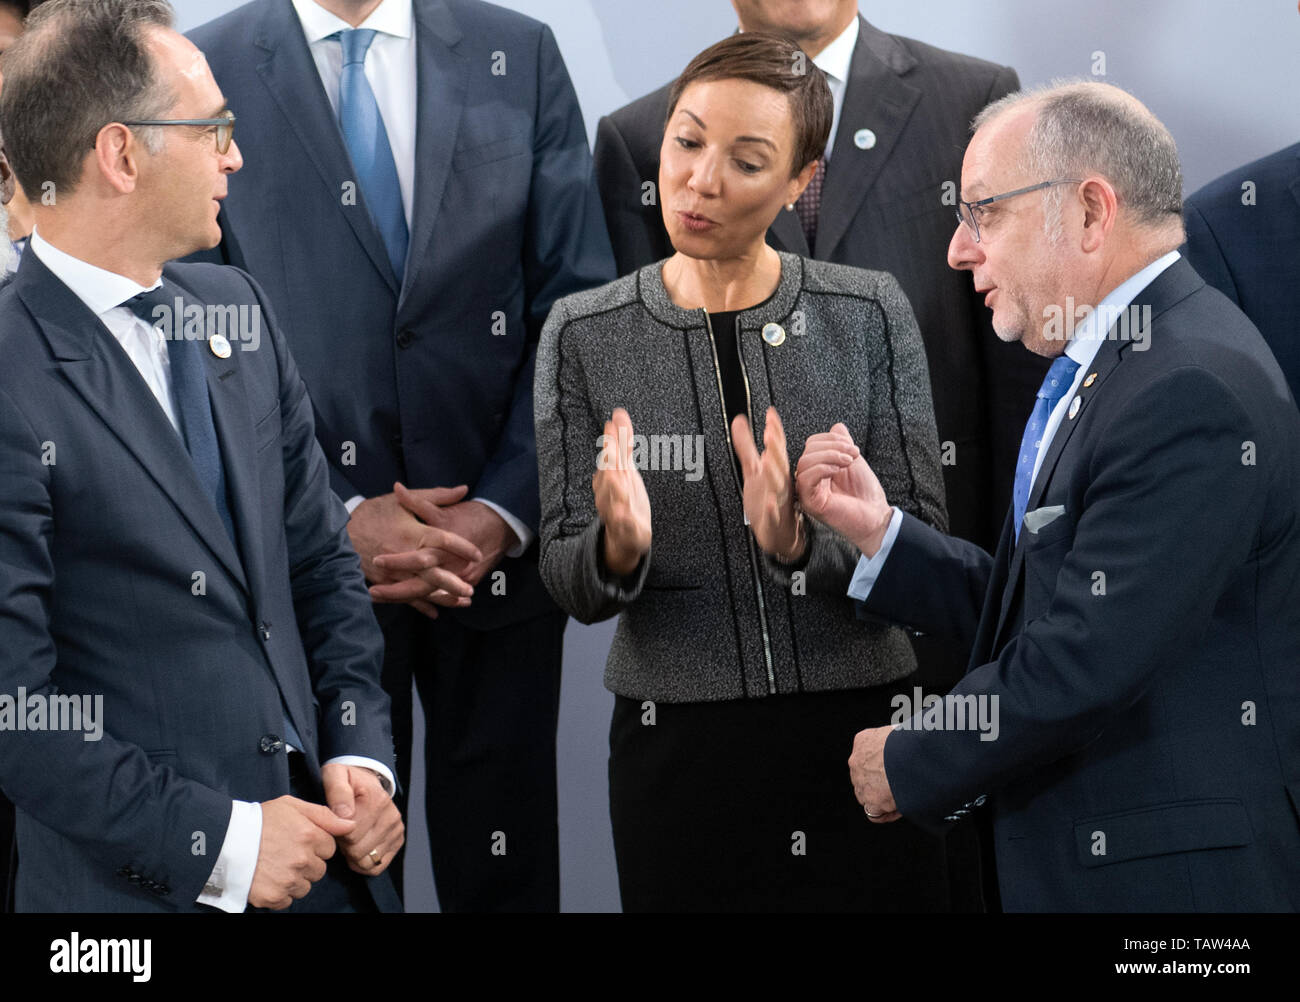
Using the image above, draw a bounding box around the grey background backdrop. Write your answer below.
[171,0,1300,911]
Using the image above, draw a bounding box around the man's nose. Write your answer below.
[221,138,243,173]
[948,218,980,272]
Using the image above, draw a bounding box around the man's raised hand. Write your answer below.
[795,423,894,557]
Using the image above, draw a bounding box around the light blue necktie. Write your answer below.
[335,28,409,281]
[1012,354,1080,541]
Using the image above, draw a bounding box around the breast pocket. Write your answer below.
[253,404,281,454]
[452,131,531,172]
[1021,513,1075,622]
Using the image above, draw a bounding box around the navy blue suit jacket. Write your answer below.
[0,252,398,912]
[1184,141,1300,409]
[188,0,616,629]
[858,259,1300,911]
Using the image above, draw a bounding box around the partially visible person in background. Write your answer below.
[1183,2,1300,409]
[537,33,951,912]
[0,128,15,913]
[0,0,35,912]
[0,124,32,276]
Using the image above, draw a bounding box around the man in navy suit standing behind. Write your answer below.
[0,0,409,912]
[188,0,615,910]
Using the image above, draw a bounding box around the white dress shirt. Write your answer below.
[847,250,1182,602]
[29,228,396,911]
[738,15,857,161]
[810,15,858,162]
[292,0,530,553]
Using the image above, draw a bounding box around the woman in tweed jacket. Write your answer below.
[535,33,949,911]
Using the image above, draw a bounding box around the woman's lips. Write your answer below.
[677,211,717,233]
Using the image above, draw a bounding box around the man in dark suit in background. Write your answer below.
[188,0,615,910]
[0,129,17,913]
[804,80,1300,911]
[0,0,407,912]
[595,1,1050,564]
[1184,142,1300,407]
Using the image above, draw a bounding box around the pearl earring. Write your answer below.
[785,202,795,211]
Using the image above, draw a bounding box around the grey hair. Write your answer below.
[0,0,176,198]
[972,79,1184,243]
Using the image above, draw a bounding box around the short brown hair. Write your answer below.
[666,32,832,178]
[0,0,175,197]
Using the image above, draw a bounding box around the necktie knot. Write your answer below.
[337,27,378,66]
[1037,354,1080,403]
[123,284,173,328]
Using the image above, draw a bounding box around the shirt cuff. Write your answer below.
[198,800,262,912]
[343,494,365,515]
[323,755,395,796]
[846,507,904,603]
[471,497,533,557]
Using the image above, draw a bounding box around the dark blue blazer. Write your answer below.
[0,252,398,912]
[1184,141,1300,409]
[858,258,1300,911]
[188,0,616,629]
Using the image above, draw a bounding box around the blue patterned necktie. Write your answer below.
[124,284,237,548]
[334,28,409,281]
[1012,354,1080,541]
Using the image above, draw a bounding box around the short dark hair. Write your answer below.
[666,32,832,178]
[0,0,175,197]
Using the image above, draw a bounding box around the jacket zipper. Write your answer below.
[703,310,777,695]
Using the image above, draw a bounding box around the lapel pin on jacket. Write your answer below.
[854,128,876,150]
[210,333,232,359]
[1068,395,1082,419]
[761,322,785,346]
[1083,371,1098,387]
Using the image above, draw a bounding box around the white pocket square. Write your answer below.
[1023,505,1066,535]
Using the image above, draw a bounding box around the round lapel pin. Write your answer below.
[761,323,786,346]
[210,334,232,359]
[1083,372,1098,388]
[854,128,876,150]
[1067,395,1082,420]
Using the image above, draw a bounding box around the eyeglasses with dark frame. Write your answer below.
[117,109,236,154]
[954,178,1083,243]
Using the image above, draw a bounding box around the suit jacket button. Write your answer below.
[259,734,284,755]
[396,329,415,349]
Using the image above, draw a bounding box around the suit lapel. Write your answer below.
[398,0,467,315]
[17,255,249,592]
[252,0,399,294]
[989,258,1206,647]
[991,335,1126,647]
[814,18,921,260]
[768,204,808,255]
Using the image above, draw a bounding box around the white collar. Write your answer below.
[292,0,413,45]
[28,226,160,318]
[1067,249,1180,367]
[812,15,859,84]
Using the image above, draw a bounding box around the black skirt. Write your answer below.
[608,679,955,912]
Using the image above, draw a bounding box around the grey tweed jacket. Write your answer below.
[535,251,947,703]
